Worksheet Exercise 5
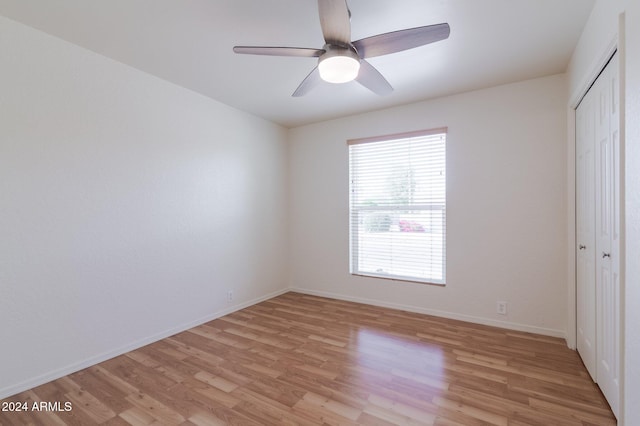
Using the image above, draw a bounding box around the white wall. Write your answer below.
[0,16,288,398]
[289,74,568,337]
[623,2,640,423]
[567,1,640,423]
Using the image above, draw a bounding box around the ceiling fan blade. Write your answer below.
[353,23,450,58]
[233,46,325,57]
[318,0,351,46]
[356,60,393,96]
[292,66,322,97]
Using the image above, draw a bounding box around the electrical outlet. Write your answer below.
[227,290,234,302]
[497,301,507,315]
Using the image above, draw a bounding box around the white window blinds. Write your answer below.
[348,128,446,284]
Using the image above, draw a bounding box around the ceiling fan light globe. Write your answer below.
[318,55,360,84]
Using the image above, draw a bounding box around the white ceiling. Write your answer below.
[0,0,594,128]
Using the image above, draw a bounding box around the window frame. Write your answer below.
[348,127,447,286]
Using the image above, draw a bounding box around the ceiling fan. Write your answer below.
[233,0,450,97]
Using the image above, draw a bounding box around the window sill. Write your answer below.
[351,272,446,287]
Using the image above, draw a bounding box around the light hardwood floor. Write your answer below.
[0,292,616,425]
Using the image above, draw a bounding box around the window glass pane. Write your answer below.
[349,131,446,284]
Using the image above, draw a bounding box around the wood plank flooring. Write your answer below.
[0,292,616,425]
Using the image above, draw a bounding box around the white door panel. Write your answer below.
[594,53,620,417]
[576,90,596,380]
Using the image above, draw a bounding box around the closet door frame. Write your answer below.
[570,40,622,420]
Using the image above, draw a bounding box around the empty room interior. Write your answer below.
[1,0,640,425]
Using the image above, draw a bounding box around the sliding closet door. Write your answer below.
[595,52,620,417]
[576,81,597,381]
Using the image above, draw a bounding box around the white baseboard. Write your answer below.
[290,286,567,340]
[0,287,289,400]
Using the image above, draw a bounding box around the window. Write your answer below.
[348,128,446,285]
